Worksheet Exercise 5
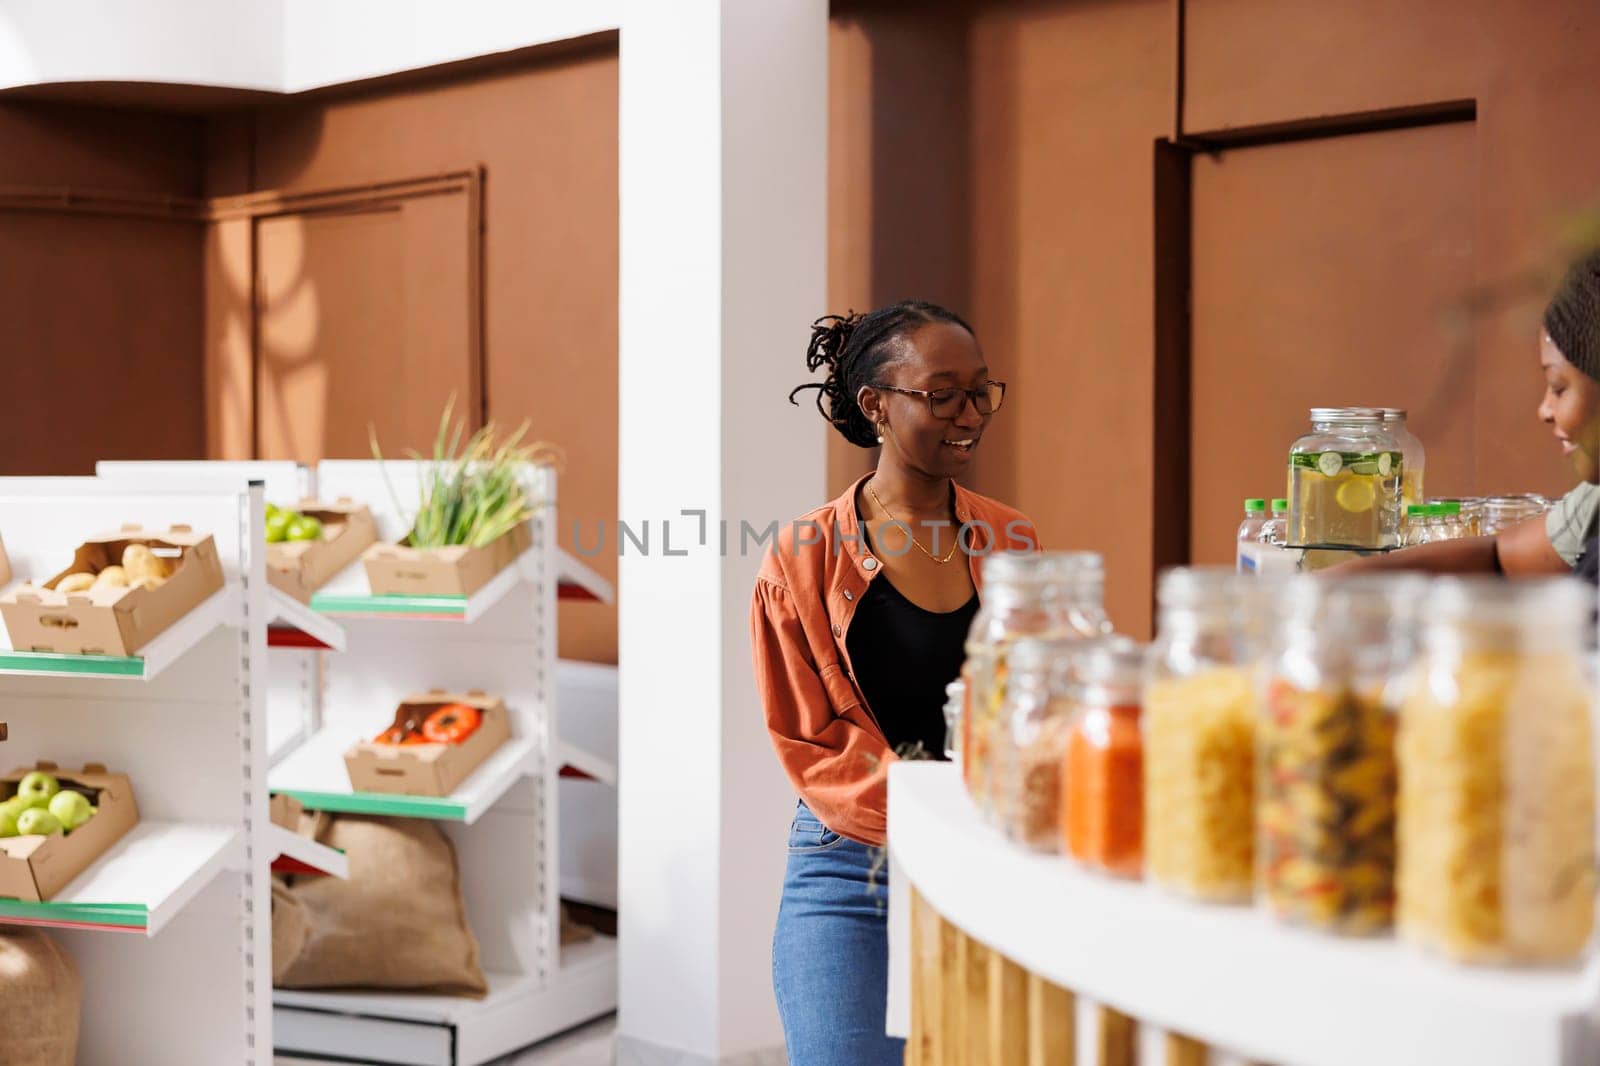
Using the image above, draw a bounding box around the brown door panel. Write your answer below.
[254,195,477,462]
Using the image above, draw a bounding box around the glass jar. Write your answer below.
[1380,408,1426,509]
[1402,504,1429,547]
[1063,637,1145,877]
[1397,578,1595,964]
[962,552,1111,825]
[1479,495,1550,536]
[1429,498,1480,538]
[1258,576,1418,934]
[1288,407,1404,549]
[1144,568,1260,901]
[999,636,1080,851]
[942,678,964,762]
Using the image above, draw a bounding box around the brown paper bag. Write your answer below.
[0,929,81,1066]
[271,876,309,984]
[273,813,487,997]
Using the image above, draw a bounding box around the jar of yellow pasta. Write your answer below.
[1398,577,1596,964]
[963,552,1110,827]
[1144,568,1260,901]
[1258,576,1421,934]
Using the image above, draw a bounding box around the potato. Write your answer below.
[55,573,95,594]
[92,565,128,589]
[122,544,172,584]
[133,576,166,592]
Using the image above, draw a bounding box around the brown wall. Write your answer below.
[828,0,1173,634]
[205,42,621,663]
[8,5,1600,652]
[0,102,207,475]
[829,0,1600,636]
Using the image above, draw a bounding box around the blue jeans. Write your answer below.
[772,801,905,1066]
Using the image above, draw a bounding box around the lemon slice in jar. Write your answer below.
[1336,476,1376,513]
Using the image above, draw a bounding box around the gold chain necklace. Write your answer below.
[866,479,960,564]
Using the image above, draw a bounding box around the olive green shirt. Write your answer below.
[1545,482,1600,567]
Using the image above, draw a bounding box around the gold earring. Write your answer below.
[876,423,886,444]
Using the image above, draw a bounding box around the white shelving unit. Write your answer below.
[0,476,272,1064]
[96,461,336,768]
[263,460,617,1066]
[887,763,1600,1066]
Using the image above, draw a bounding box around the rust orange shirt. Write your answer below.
[750,474,1039,845]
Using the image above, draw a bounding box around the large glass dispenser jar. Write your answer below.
[1381,408,1426,509]
[962,552,1110,825]
[1144,568,1259,902]
[1258,576,1419,934]
[1288,408,1403,549]
[1397,578,1595,964]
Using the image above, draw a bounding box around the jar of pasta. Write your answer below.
[962,552,1110,826]
[1397,577,1596,964]
[1144,568,1259,901]
[1258,576,1420,934]
[999,635,1081,851]
[1063,637,1145,877]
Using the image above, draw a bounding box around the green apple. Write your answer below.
[0,806,18,838]
[48,790,93,831]
[16,771,59,809]
[16,809,61,837]
[286,515,323,542]
[265,511,292,543]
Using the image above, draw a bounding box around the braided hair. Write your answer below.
[1545,248,1600,384]
[789,299,975,448]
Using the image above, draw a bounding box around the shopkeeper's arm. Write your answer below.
[1328,515,1569,576]
[750,577,896,846]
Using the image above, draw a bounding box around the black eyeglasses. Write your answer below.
[875,381,1006,418]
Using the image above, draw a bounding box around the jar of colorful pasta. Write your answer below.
[962,552,1110,826]
[1397,577,1596,964]
[1257,576,1420,934]
[1144,568,1259,902]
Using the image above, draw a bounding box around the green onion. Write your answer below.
[369,397,561,548]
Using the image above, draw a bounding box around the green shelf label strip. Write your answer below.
[0,899,148,928]
[309,593,468,617]
[0,651,145,677]
[275,789,469,821]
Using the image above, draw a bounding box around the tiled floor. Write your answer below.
[276,1013,616,1066]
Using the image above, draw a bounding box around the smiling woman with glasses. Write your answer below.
[749,299,1038,1066]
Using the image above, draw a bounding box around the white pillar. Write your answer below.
[618,2,827,1063]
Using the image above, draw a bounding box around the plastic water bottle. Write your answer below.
[1236,498,1268,573]
[1260,498,1290,548]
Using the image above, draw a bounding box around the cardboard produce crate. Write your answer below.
[362,521,532,599]
[345,690,511,797]
[0,763,140,902]
[267,498,378,603]
[0,525,225,656]
[269,793,305,832]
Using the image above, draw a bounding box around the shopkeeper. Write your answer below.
[1340,249,1600,576]
[750,300,1037,1066]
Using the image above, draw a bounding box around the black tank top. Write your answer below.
[845,574,979,760]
